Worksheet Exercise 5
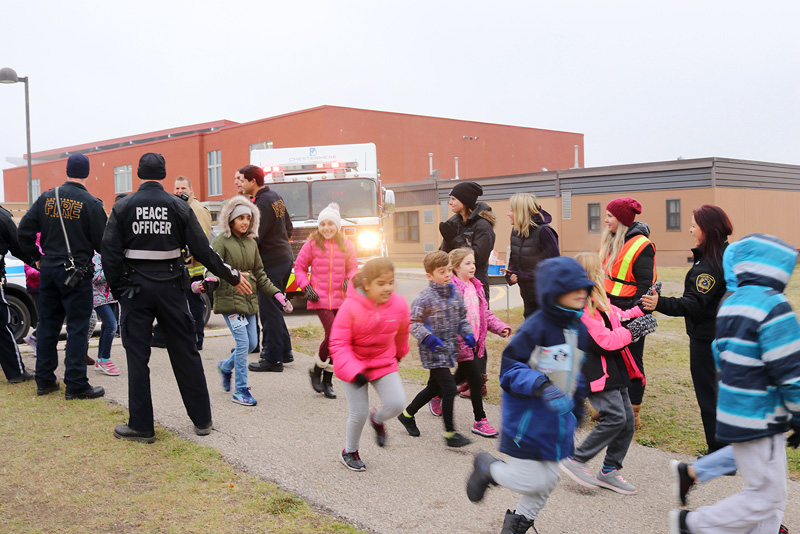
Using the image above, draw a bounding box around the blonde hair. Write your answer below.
[574,252,610,318]
[599,221,630,277]
[448,248,474,272]
[353,257,394,290]
[509,193,542,238]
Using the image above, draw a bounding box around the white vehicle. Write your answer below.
[250,143,395,296]
[3,255,37,343]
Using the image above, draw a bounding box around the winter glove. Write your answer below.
[625,314,658,341]
[536,381,573,415]
[463,333,477,348]
[274,293,294,313]
[304,285,319,302]
[647,281,662,296]
[191,276,218,294]
[421,334,444,352]
[354,373,368,386]
[788,423,800,449]
[438,220,458,242]
[343,278,349,293]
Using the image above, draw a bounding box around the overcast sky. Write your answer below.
[2,1,799,200]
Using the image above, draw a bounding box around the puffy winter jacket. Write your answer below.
[331,285,410,383]
[209,196,280,316]
[451,276,509,362]
[498,256,593,462]
[409,281,473,369]
[580,302,644,393]
[505,210,560,285]
[294,237,357,311]
[92,252,115,308]
[440,201,496,299]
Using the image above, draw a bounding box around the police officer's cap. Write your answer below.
[138,153,166,180]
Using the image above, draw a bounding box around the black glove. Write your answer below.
[343,278,349,292]
[788,424,800,449]
[439,220,458,242]
[354,373,368,386]
[626,314,658,340]
[304,285,319,302]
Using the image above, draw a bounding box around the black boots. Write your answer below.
[322,371,336,399]
[501,509,535,534]
[309,365,324,393]
[467,452,499,502]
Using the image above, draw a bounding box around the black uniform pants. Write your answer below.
[690,336,725,453]
[35,267,92,393]
[0,284,27,380]
[153,287,205,347]
[258,260,293,363]
[120,273,211,433]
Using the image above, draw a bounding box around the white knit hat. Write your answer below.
[318,202,342,230]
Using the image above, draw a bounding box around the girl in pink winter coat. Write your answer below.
[294,203,357,399]
[447,248,510,438]
[330,258,410,472]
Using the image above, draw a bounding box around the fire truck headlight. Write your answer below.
[357,231,381,250]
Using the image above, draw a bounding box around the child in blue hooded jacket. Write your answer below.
[466,256,594,534]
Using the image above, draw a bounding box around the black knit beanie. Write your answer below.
[449,181,483,210]
[138,153,167,180]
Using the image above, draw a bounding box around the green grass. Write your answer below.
[0,387,363,534]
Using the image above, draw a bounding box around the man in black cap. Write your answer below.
[0,205,35,384]
[102,153,253,443]
[19,153,107,399]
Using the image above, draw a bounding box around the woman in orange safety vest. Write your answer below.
[599,197,656,429]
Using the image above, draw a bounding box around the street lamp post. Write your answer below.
[0,67,33,207]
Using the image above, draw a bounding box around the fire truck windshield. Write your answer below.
[271,179,378,221]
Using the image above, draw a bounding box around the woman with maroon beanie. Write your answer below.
[641,205,732,453]
[599,197,656,428]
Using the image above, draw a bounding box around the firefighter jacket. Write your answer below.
[19,181,107,270]
[603,222,656,310]
[252,186,293,268]
[101,181,240,295]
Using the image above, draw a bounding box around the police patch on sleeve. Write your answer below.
[696,273,715,294]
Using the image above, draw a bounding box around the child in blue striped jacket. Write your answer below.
[670,233,800,534]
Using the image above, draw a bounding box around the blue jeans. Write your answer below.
[693,444,737,483]
[221,313,258,391]
[94,303,117,360]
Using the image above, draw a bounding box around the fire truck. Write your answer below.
[249,143,395,296]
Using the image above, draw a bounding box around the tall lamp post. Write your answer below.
[0,67,33,207]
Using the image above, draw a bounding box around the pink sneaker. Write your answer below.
[472,418,499,437]
[95,359,120,376]
[429,396,442,416]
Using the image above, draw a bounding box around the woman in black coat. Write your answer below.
[641,204,732,454]
[504,193,560,318]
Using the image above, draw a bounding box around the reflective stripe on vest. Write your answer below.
[187,265,205,277]
[604,236,652,297]
[124,248,182,260]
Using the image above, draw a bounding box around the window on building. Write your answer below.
[30,179,41,200]
[114,165,132,193]
[395,211,419,242]
[666,199,681,231]
[588,202,601,233]
[249,141,273,152]
[423,208,434,224]
[207,150,222,197]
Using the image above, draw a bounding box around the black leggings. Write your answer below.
[454,358,486,421]
[406,368,458,432]
[627,337,646,405]
[690,337,725,453]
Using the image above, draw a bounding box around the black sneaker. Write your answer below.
[397,412,420,437]
[670,460,696,506]
[194,421,213,436]
[668,509,690,534]
[8,370,34,383]
[445,431,472,448]
[282,352,294,363]
[370,409,387,447]
[466,451,499,502]
[341,449,366,472]
[65,385,105,400]
[248,360,283,372]
[779,525,789,534]
[36,380,60,396]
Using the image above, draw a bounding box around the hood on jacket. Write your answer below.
[535,256,594,317]
[625,221,651,240]
[723,233,797,293]
[217,196,260,239]
[469,201,496,227]
[533,209,553,226]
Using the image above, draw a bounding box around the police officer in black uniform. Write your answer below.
[19,154,108,399]
[102,153,252,443]
[0,205,35,384]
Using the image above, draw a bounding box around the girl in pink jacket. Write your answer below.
[558,253,655,496]
[294,203,358,399]
[448,248,510,438]
[330,258,410,472]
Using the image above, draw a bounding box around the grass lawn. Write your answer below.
[290,265,800,479]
